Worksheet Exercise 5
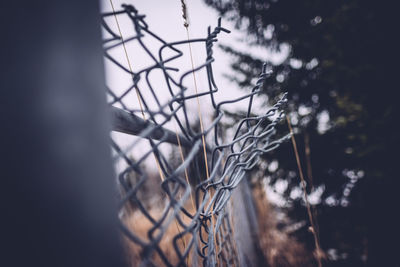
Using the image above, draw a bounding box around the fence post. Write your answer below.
[231,177,265,267]
[0,1,125,267]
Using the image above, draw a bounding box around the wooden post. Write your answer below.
[231,177,265,266]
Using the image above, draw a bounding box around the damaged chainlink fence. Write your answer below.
[102,4,289,266]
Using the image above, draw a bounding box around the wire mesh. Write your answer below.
[102,4,290,267]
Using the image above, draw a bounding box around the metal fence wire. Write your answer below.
[102,4,290,267]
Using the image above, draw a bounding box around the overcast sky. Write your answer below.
[100,0,288,114]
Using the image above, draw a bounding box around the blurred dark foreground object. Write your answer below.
[0,1,126,266]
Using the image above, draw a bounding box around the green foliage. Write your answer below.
[204,0,397,266]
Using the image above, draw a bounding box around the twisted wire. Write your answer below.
[102,5,289,266]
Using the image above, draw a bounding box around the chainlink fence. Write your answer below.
[102,4,289,266]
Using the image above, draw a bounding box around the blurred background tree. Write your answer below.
[203,0,397,266]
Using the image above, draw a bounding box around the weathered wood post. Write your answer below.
[231,177,265,267]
